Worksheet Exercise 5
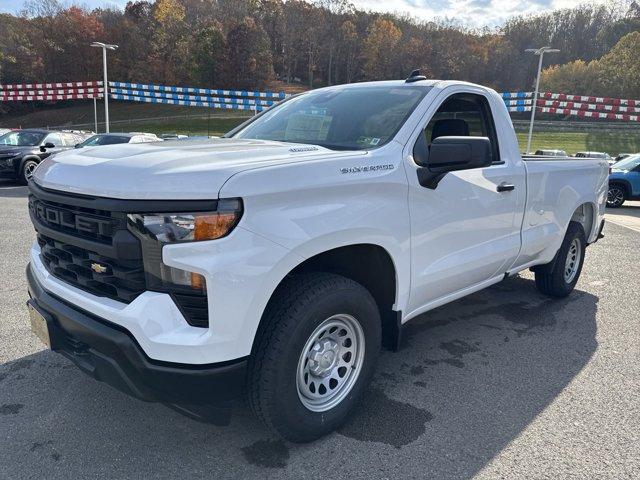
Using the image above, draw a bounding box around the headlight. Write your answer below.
[127,198,243,293]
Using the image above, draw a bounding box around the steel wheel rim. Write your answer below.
[296,314,365,412]
[24,162,37,180]
[607,187,624,206]
[564,238,581,283]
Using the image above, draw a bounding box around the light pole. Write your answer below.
[90,42,118,133]
[93,97,98,133]
[525,46,559,154]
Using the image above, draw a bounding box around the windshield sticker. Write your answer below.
[284,113,332,142]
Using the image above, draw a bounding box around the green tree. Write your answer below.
[337,19,359,83]
[541,31,640,98]
[598,31,640,98]
[226,17,274,89]
[193,22,227,87]
[151,0,190,83]
[540,59,600,96]
[362,18,401,80]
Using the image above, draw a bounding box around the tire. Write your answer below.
[19,159,39,184]
[247,272,381,442]
[606,183,626,208]
[534,221,586,298]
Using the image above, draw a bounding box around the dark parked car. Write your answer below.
[0,129,84,183]
[613,153,632,163]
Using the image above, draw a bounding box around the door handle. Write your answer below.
[497,183,515,192]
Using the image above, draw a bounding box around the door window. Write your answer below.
[43,133,62,146]
[62,133,79,146]
[421,93,501,164]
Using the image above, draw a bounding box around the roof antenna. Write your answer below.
[405,69,427,83]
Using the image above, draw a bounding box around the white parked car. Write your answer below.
[26,77,608,442]
[575,151,612,162]
[534,149,568,157]
[75,132,160,148]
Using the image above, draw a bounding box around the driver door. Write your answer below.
[404,90,526,317]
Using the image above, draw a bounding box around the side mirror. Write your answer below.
[41,142,56,151]
[414,136,492,189]
[74,143,80,148]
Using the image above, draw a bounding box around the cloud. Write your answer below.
[0,0,611,27]
[350,0,611,27]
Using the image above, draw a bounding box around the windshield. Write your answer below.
[0,131,46,146]
[232,85,430,150]
[613,154,640,170]
[78,135,131,147]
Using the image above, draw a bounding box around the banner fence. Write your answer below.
[1,80,640,122]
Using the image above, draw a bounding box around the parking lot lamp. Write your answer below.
[525,47,559,154]
[90,42,118,133]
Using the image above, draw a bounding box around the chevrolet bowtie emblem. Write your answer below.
[91,262,108,274]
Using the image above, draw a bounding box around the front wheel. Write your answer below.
[19,159,39,184]
[247,272,381,442]
[534,221,586,297]
[606,184,626,208]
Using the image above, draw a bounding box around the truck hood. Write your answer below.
[33,138,343,199]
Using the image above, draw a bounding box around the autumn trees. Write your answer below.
[541,31,640,98]
[0,0,639,97]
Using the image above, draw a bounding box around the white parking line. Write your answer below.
[605,201,640,233]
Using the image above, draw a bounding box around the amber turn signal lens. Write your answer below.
[193,213,238,241]
[190,272,206,291]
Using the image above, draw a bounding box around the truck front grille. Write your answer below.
[28,183,209,328]
[38,234,146,303]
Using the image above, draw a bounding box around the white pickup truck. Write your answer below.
[26,76,608,442]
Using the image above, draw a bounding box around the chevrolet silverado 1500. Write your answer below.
[26,75,608,442]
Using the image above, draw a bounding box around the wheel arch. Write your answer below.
[252,243,401,353]
[570,202,597,241]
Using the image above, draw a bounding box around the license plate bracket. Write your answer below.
[28,302,51,349]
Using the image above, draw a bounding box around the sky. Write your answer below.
[352,0,610,27]
[0,0,612,28]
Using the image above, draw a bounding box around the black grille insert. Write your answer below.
[38,235,146,303]
[29,195,118,244]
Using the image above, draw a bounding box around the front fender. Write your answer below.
[218,147,412,319]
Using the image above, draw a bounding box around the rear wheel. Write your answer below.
[534,221,586,297]
[606,184,626,208]
[247,272,381,442]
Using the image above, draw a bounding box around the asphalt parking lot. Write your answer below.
[1,179,638,479]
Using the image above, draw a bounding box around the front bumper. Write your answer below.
[26,263,247,407]
[0,163,18,178]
